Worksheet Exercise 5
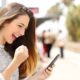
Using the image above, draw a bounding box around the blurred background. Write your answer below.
[0,0,80,80]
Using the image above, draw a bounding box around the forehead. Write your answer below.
[13,14,30,27]
[17,14,30,23]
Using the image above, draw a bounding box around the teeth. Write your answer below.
[16,36,18,38]
[13,34,19,38]
[14,35,18,38]
[13,34,16,38]
[15,36,17,38]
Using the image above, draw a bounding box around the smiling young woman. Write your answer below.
[0,2,53,80]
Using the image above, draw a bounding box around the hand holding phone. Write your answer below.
[46,54,60,69]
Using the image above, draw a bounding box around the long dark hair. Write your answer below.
[0,3,38,78]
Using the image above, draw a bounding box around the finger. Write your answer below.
[43,70,49,78]
[47,67,52,71]
[45,69,51,76]
[24,46,28,52]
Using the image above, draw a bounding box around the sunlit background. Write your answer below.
[0,0,80,80]
[0,0,80,18]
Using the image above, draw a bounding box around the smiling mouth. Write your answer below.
[12,34,16,41]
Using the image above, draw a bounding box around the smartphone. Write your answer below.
[46,54,60,69]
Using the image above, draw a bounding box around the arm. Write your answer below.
[1,45,29,80]
[2,58,21,80]
[26,67,53,80]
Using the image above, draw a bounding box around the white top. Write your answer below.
[0,45,19,80]
[57,15,68,41]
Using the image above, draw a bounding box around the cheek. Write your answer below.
[4,27,15,38]
[5,30,12,38]
[4,23,20,36]
[8,26,18,34]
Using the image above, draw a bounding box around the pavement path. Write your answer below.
[45,47,80,80]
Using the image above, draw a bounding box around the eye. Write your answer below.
[18,25,23,28]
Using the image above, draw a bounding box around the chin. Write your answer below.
[7,40,13,44]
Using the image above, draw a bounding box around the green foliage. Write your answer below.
[66,4,80,42]
[46,3,62,17]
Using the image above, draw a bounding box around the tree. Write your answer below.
[66,5,80,42]
[46,3,62,18]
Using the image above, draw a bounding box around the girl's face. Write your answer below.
[1,14,30,44]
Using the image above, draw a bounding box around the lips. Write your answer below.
[12,34,16,41]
